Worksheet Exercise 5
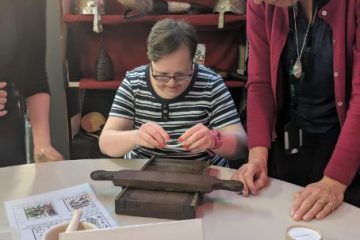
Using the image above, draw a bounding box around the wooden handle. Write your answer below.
[90,170,115,181]
[213,180,243,192]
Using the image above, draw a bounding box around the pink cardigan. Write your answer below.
[246,0,360,185]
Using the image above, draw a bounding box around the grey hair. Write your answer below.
[147,18,198,62]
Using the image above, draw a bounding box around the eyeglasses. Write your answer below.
[150,63,193,83]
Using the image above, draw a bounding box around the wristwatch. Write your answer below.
[210,129,223,150]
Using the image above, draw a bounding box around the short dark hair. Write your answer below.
[147,18,198,62]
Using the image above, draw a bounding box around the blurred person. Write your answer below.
[0,0,64,166]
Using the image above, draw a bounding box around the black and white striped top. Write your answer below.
[109,63,240,166]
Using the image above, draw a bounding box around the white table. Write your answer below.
[0,159,359,239]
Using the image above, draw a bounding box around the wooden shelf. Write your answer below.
[63,13,246,29]
[224,80,246,88]
[69,79,121,89]
[69,78,245,89]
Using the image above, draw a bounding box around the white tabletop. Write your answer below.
[0,159,359,239]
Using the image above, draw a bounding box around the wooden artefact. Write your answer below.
[114,158,209,219]
[91,169,243,193]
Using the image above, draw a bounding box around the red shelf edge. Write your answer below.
[77,78,245,90]
[224,80,246,88]
[79,79,121,89]
[63,13,246,27]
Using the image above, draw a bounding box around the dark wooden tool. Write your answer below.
[91,169,243,193]
[115,158,208,220]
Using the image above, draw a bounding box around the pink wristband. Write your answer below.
[210,129,223,150]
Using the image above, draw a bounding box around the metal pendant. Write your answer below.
[292,58,303,79]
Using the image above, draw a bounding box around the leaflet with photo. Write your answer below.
[4,183,117,240]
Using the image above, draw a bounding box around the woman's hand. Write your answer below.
[179,123,215,152]
[34,146,64,162]
[0,82,8,117]
[290,176,346,221]
[231,146,269,196]
[135,122,169,149]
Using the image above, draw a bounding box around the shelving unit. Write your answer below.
[61,0,247,159]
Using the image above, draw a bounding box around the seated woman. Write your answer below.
[99,18,247,167]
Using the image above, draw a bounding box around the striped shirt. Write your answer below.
[109,63,240,166]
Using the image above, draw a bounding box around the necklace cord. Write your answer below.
[293,4,318,61]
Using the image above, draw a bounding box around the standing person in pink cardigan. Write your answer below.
[233,0,360,221]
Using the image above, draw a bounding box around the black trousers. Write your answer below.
[0,84,26,167]
[268,125,360,207]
